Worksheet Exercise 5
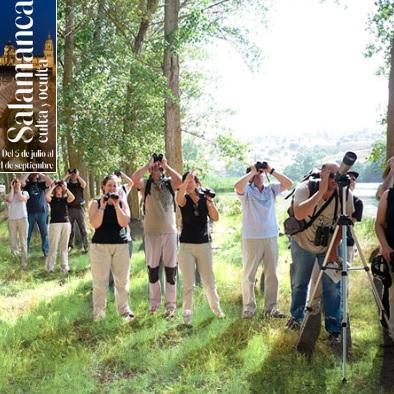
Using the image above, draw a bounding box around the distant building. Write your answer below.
[0,34,55,75]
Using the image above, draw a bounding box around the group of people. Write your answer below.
[6,170,89,272]
[4,154,394,344]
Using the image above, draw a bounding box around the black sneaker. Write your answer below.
[265,309,286,319]
[286,317,301,331]
[327,332,342,355]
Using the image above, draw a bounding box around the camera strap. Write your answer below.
[303,190,337,231]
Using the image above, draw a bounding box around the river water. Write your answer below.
[354,182,379,218]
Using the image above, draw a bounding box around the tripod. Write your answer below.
[296,176,390,383]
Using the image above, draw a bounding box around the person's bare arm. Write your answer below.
[89,198,106,229]
[45,183,56,203]
[66,188,75,204]
[118,171,133,194]
[76,171,87,189]
[293,170,330,220]
[16,190,29,202]
[131,162,151,191]
[113,198,130,227]
[162,157,182,189]
[39,173,53,188]
[266,164,293,192]
[206,197,219,222]
[5,186,14,203]
[20,173,30,187]
[176,173,194,207]
[234,165,257,195]
[375,190,394,263]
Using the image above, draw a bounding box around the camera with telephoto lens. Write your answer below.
[255,161,268,171]
[68,168,77,174]
[314,225,331,247]
[152,153,163,162]
[199,187,216,199]
[103,192,119,202]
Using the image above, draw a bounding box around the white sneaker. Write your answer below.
[183,309,193,325]
[213,308,226,319]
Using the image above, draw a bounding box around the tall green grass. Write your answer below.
[0,194,390,393]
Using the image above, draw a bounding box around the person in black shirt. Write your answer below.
[88,175,134,321]
[20,172,52,257]
[45,181,75,273]
[177,171,225,325]
[375,187,394,341]
[64,168,89,253]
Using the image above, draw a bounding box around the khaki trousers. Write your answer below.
[178,242,221,314]
[8,218,28,267]
[242,237,279,314]
[144,233,177,310]
[47,222,71,272]
[90,243,131,320]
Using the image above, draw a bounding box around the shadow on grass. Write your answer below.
[246,331,331,393]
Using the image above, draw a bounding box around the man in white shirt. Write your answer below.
[234,162,292,319]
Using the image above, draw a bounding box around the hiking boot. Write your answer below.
[242,310,255,319]
[149,306,159,315]
[286,317,301,331]
[265,309,286,319]
[163,308,176,319]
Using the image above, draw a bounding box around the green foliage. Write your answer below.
[366,0,394,68]
[369,139,387,169]
[214,131,249,172]
[283,151,320,182]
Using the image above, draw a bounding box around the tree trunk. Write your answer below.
[164,0,183,175]
[387,40,394,159]
[89,169,96,198]
[95,176,101,196]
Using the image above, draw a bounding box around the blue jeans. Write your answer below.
[290,239,341,334]
[27,212,49,254]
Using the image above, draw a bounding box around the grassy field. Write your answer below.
[0,194,392,393]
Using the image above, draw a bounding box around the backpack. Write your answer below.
[284,179,337,236]
[142,176,176,215]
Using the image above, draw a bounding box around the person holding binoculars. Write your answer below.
[177,171,225,325]
[20,172,53,257]
[235,161,292,319]
[88,175,134,321]
[132,154,182,318]
[45,180,75,273]
[63,168,89,253]
[6,178,29,269]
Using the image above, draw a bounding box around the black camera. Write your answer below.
[200,187,216,199]
[68,168,77,174]
[55,180,65,187]
[255,161,268,171]
[314,225,331,247]
[152,153,163,162]
[114,170,122,177]
[103,192,119,202]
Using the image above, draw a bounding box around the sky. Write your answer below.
[195,0,388,139]
[0,0,56,56]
